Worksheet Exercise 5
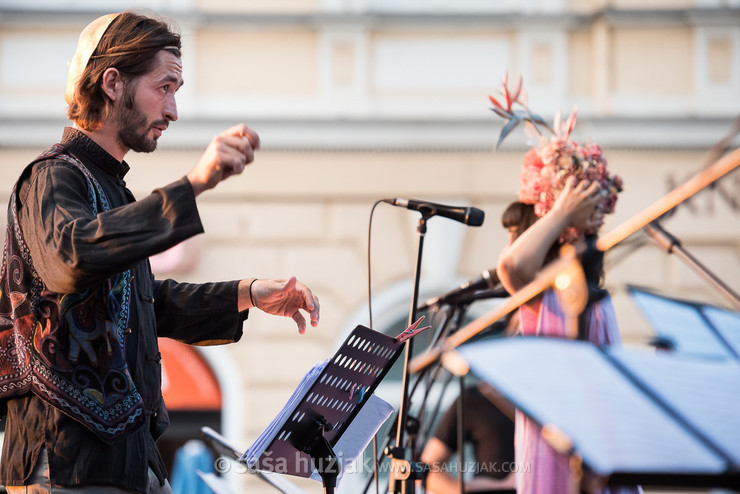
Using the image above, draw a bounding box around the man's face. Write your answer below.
[114,50,183,153]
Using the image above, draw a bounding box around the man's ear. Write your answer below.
[101,68,124,102]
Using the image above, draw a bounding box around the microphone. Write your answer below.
[418,269,507,310]
[382,198,484,227]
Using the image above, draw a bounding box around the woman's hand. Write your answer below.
[552,176,602,231]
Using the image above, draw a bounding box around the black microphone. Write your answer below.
[382,198,484,227]
[418,269,506,310]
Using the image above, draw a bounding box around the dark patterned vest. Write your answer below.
[0,144,144,443]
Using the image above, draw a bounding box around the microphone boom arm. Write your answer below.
[596,147,740,253]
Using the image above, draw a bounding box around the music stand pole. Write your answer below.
[293,416,339,494]
[456,375,466,494]
[361,305,457,494]
[388,214,429,493]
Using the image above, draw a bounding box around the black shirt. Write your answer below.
[433,384,515,480]
[1,128,247,492]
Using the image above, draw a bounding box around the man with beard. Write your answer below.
[0,11,320,493]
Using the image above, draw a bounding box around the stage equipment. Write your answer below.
[410,244,587,375]
[381,198,485,227]
[378,197,488,493]
[417,268,506,311]
[642,221,740,311]
[200,426,307,494]
[596,147,740,253]
[628,286,740,360]
[403,148,740,492]
[375,245,585,493]
[410,146,740,375]
[241,324,414,494]
[361,288,504,494]
[456,337,740,491]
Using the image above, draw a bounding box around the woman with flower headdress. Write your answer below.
[490,75,639,494]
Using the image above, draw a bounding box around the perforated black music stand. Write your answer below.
[244,325,406,493]
[455,337,740,491]
[199,426,308,494]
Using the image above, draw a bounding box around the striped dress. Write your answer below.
[515,289,642,494]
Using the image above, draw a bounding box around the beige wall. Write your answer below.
[612,27,694,95]
[195,30,319,97]
[1,2,739,492]
[194,0,321,14]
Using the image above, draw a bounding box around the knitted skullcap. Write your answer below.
[64,13,120,104]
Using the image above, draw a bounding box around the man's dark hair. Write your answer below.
[67,11,182,131]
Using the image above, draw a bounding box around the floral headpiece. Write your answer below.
[489,73,623,243]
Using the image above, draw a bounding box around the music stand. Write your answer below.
[243,324,406,493]
[200,426,308,494]
[628,285,740,360]
[455,337,740,491]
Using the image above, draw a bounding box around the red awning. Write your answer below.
[159,338,222,411]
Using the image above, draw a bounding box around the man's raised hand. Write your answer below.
[187,124,260,196]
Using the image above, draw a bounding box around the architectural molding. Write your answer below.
[2,115,736,151]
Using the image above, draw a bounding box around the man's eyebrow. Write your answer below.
[159,74,184,87]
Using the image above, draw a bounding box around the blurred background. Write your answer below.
[0,0,739,492]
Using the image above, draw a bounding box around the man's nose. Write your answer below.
[164,94,178,122]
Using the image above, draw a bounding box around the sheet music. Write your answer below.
[610,348,740,469]
[701,306,740,357]
[458,337,728,477]
[630,290,734,359]
[241,325,402,485]
[308,394,394,483]
[241,359,329,466]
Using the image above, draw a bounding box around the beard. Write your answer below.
[114,86,167,154]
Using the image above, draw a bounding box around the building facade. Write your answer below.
[1,0,739,491]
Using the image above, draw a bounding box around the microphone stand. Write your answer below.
[644,221,740,311]
[364,279,511,493]
[362,304,456,494]
[597,147,740,252]
[414,306,468,449]
[387,213,430,494]
[410,245,587,375]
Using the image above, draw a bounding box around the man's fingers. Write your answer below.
[309,295,320,327]
[220,135,255,164]
[292,312,307,335]
[283,276,298,293]
[222,124,261,150]
[222,123,248,138]
[218,147,248,177]
[242,127,260,150]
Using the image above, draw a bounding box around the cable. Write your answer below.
[367,200,384,330]
[365,199,387,494]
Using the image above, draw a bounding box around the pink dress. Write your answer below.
[515,289,642,494]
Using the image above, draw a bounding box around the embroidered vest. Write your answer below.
[0,144,144,443]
